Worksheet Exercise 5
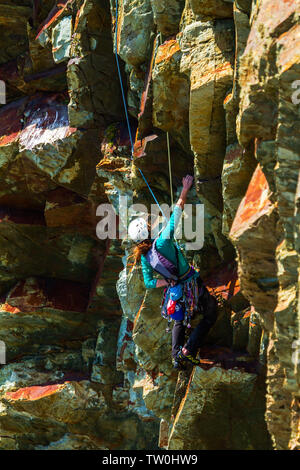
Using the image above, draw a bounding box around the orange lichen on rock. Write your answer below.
[190,61,232,88]
[133,135,158,158]
[133,299,145,331]
[36,0,75,39]
[204,263,240,300]
[5,383,66,401]
[155,39,180,66]
[244,0,296,56]
[1,303,21,314]
[230,164,272,239]
[276,24,300,74]
[243,309,251,319]
[97,158,128,172]
[223,91,233,106]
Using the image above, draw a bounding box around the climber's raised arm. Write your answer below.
[159,175,194,243]
[129,174,194,290]
[176,175,194,209]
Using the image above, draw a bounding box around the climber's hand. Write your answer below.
[182,175,194,192]
[177,175,194,209]
[156,279,169,288]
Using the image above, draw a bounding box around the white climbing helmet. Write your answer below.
[128,217,149,244]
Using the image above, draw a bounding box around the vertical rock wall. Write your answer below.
[0,0,158,450]
[0,0,299,450]
[231,0,300,450]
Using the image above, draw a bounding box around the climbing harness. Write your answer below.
[114,1,173,219]
[161,275,203,332]
[145,237,180,281]
[145,234,203,330]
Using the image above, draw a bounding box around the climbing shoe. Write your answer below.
[176,349,200,366]
[173,358,186,371]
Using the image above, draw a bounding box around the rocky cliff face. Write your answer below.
[0,0,299,450]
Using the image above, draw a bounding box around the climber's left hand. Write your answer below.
[182,175,194,192]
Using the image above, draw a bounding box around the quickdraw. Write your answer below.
[161,273,203,332]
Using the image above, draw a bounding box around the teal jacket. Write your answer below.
[141,206,197,288]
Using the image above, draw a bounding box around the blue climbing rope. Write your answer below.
[114,0,168,221]
[114,2,134,153]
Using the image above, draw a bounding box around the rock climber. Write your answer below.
[128,175,217,370]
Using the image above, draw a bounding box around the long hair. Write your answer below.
[131,238,152,265]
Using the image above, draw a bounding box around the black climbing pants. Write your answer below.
[172,278,217,359]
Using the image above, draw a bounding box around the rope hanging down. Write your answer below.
[159,32,174,209]
[114,0,169,221]
[166,131,174,208]
[114,1,134,153]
